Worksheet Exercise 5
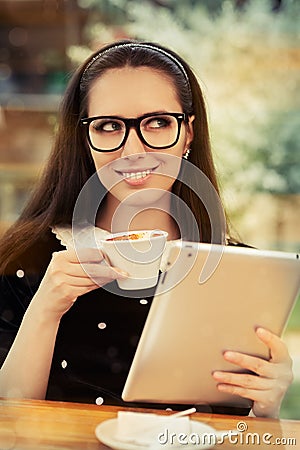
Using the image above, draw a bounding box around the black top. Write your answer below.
[0,229,251,415]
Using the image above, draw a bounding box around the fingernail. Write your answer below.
[212,371,223,378]
[224,351,234,359]
[256,327,267,336]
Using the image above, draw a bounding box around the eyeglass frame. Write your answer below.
[80,112,187,152]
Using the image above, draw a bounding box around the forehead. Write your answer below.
[87,66,182,117]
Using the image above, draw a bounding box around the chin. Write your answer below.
[114,187,171,209]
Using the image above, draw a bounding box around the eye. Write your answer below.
[144,116,172,129]
[91,119,123,132]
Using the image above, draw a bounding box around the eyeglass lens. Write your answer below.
[88,114,179,151]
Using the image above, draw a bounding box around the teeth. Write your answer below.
[122,170,151,180]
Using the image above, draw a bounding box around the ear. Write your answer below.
[183,115,195,155]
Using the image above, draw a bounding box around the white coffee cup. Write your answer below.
[100,230,168,290]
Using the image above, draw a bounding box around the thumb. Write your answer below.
[256,327,290,364]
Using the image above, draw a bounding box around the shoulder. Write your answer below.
[3,227,64,277]
[0,228,64,325]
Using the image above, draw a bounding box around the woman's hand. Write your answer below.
[31,247,128,321]
[0,247,128,399]
[212,327,293,418]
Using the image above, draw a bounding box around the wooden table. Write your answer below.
[0,398,299,449]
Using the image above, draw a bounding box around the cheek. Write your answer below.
[175,129,189,155]
[90,151,122,194]
[152,174,177,191]
[90,150,119,171]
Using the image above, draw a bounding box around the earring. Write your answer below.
[183,148,191,160]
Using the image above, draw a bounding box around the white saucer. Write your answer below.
[95,418,217,449]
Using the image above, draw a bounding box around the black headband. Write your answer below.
[80,42,192,101]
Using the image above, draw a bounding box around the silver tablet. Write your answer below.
[122,242,300,408]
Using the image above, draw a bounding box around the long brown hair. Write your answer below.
[0,39,228,273]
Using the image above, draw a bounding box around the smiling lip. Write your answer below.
[115,166,159,186]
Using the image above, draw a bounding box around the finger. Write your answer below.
[52,248,105,265]
[217,382,283,418]
[56,264,128,284]
[51,250,128,279]
[59,283,100,304]
[216,383,271,404]
[73,247,106,263]
[212,370,273,391]
[67,249,126,277]
[256,327,291,364]
[223,351,275,378]
[48,259,97,280]
[50,272,99,289]
[81,263,128,280]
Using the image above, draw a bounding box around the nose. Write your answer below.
[121,127,146,159]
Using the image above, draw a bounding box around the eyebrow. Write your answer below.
[119,110,172,119]
[139,110,171,116]
[91,110,176,119]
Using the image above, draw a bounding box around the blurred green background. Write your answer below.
[0,0,299,418]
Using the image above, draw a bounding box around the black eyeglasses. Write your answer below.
[80,112,186,152]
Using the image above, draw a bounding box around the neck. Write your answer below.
[96,192,180,240]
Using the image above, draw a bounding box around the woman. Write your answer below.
[0,40,293,418]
